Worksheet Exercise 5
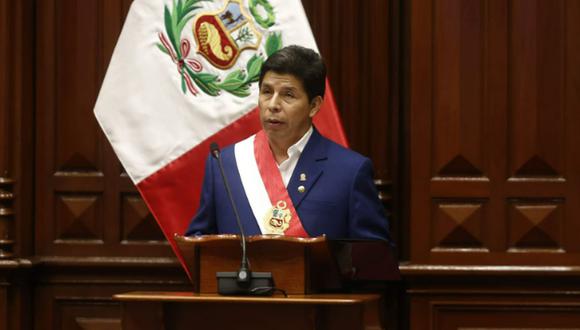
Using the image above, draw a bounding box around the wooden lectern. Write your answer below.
[114,235,399,330]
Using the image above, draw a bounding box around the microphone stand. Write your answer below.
[210,142,275,295]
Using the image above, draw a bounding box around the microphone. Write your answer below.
[209,142,274,295]
[210,142,249,283]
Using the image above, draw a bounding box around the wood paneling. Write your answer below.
[509,0,566,179]
[433,0,485,177]
[33,259,189,330]
[0,0,15,260]
[0,0,12,172]
[302,0,400,249]
[0,3,36,256]
[0,179,14,259]
[408,0,580,327]
[430,302,580,330]
[6,0,35,260]
[302,0,394,180]
[0,260,32,330]
[35,0,169,257]
[1,4,36,328]
[410,0,580,265]
[406,267,580,330]
[0,284,6,330]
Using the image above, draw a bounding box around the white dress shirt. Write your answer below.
[277,126,313,187]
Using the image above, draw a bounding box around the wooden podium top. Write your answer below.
[114,291,384,330]
[114,291,381,305]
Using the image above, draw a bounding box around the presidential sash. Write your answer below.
[234,131,309,236]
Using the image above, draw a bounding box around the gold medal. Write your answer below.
[263,200,292,234]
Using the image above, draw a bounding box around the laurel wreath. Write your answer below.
[249,0,276,28]
[157,0,282,97]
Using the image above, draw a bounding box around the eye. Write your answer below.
[260,88,272,95]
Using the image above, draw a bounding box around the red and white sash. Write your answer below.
[234,131,308,236]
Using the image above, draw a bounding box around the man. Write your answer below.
[185,45,390,241]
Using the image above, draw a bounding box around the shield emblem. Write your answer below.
[193,0,263,69]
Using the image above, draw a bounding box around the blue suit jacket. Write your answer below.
[185,129,391,241]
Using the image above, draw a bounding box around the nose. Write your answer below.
[267,93,281,113]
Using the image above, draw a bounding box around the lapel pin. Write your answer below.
[298,185,306,193]
[299,173,307,182]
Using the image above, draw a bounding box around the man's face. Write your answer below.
[258,71,321,145]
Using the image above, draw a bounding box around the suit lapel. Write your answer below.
[288,128,328,208]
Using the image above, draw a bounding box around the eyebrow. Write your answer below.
[281,86,298,92]
[260,83,298,92]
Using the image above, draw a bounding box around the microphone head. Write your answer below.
[210,142,220,158]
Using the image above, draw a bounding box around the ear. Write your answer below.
[309,96,323,118]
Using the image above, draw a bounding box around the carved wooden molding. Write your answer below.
[0,0,15,259]
[0,177,14,258]
[400,263,580,277]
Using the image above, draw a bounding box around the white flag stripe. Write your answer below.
[94,0,319,184]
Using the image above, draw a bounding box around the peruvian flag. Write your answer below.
[94,0,347,276]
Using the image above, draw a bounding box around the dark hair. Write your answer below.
[259,45,326,101]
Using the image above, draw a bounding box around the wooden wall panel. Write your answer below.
[430,302,580,329]
[431,200,487,250]
[302,0,393,180]
[33,267,190,330]
[410,0,580,265]
[35,0,170,257]
[433,0,485,177]
[302,0,400,249]
[121,194,166,242]
[0,0,37,249]
[0,0,16,260]
[0,0,12,173]
[564,0,580,257]
[54,0,102,173]
[407,0,580,326]
[0,0,34,328]
[0,284,6,330]
[507,200,563,250]
[509,0,566,178]
[407,272,580,330]
[2,0,36,260]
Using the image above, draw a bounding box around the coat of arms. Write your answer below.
[157,0,283,97]
[194,1,261,69]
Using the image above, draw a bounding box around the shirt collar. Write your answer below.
[287,126,313,158]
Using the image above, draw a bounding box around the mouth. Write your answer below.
[264,118,285,128]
